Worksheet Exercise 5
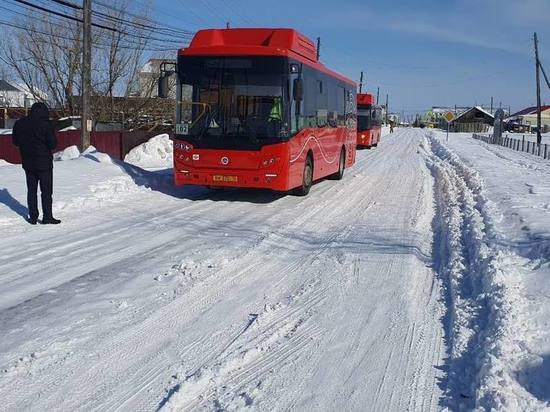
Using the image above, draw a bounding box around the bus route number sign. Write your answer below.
[175,123,189,135]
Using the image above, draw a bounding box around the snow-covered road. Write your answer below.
[1,128,549,410]
[0,129,447,411]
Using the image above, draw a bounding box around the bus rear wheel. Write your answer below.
[329,148,345,180]
[293,155,313,196]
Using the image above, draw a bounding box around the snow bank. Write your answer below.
[82,145,112,163]
[423,131,544,410]
[124,134,173,169]
[54,145,80,161]
[0,129,12,135]
[58,125,78,132]
[0,159,14,167]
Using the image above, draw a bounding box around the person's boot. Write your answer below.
[41,217,61,225]
[27,217,37,225]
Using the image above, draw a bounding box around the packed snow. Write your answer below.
[124,133,173,169]
[0,128,549,410]
[53,145,80,161]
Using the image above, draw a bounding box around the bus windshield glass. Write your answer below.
[176,56,289,149]
[357,107,371,131]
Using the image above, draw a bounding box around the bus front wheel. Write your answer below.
[293,155,313,196]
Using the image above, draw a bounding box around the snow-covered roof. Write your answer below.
[453,106,494,122]
[14,83,48,99]
[0,80,21,92]
[509,106,550,117]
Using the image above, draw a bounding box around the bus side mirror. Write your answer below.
[293,78,303,101]
[158,74,169,99]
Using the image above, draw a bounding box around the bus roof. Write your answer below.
[357,93,375,106]
[179,28,355,87]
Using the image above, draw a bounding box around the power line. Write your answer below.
[12,0,116,32]
[37,0,193,41]
[3,0,189,50]
[96,0,200,34]
[216,0,254,26]
[0,17,179,52]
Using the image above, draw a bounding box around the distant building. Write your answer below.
[387,113,399,125]
[449,106,494,133]
[133,59,177,98]
[424,105,509,129]
[506,106,550,133]
[0,80,37,108]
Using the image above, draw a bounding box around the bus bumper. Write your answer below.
[174,168,289,191]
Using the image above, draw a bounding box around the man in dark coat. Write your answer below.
[12,102,61,225]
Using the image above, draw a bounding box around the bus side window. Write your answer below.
[337,86,345,127]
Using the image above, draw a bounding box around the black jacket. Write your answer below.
[12,103,57,171]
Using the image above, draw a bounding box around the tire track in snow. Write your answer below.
[422,132,537,410]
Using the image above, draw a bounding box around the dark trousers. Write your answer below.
[25,169,53,221]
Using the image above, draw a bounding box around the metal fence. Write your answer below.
[0,130,160,164]
[472,133,550,160]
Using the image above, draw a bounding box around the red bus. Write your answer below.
[160,28,357,196]
[357,93,382,149]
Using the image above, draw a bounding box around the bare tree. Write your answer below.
[1,11,82,115]
[1,0,178,129]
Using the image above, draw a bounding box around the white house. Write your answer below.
[0,80,47,108]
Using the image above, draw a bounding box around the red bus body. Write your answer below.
[357,93,382,149]
[172,28,357,193]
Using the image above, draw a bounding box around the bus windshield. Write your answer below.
[176,56,289,149]
[357,106,371,131]
[357,105,382,131]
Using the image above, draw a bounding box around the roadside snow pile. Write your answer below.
[422,132,542,410]
[124,134,172,169]
[54,145,80,161]
[0,129,12,135]
[55,175,149,211]
[0,159,13,167]
[82,145,112,163]
[58,125,78,131]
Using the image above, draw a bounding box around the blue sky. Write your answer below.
[156,0,550,118]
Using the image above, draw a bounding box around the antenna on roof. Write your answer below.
[359,71,364,93]
[316,37,321,61]
[226,22,230,29]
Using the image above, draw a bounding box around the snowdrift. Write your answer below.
[54,145,80,161]
[124,134,173,169]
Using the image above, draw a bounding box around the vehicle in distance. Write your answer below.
[356,93,382,149]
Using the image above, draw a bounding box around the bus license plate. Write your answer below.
[213,175,238,182]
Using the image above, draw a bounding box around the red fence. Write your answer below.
[0,130,159,164]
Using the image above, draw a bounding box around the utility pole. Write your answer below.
[376,87,380,105]
[490,96,493,114]
[359,71,363,93]
[535,32,542,145]
[316,37,321,61]
[81,0,92,150]
[385,94,389,125]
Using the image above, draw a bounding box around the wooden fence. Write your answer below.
[472,133,550,160]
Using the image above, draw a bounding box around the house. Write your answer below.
[506,106,550,133]
[134,59,177,98]
[0,80,37,108]
[424,106,470,127]
[449,106,494,133]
